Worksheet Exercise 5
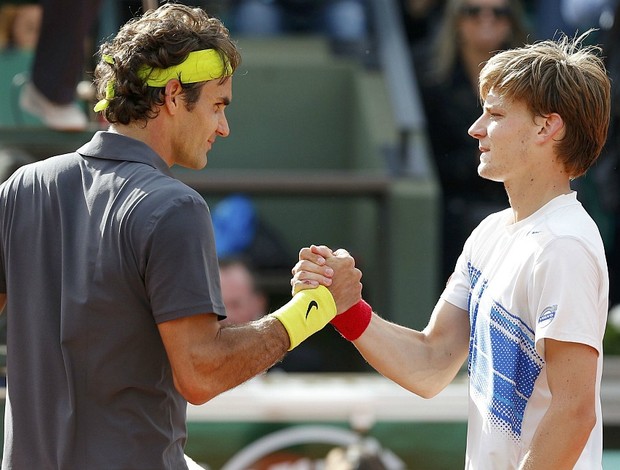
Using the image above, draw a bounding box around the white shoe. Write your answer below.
[19,82,88,131]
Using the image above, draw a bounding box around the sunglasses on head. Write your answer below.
[460,5,512,19]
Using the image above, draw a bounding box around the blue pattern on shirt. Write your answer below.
[466,262,545,441]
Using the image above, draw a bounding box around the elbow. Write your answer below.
[579,406,597,436]
[575,396,597,432]
[179,388,217,406]
[397,377,445,399]
[172,373,221,405]
[575,409,597,451]
[419,389,440,399]
[386,367,454,399]
[566,399,597,444]
[414,384,443,399]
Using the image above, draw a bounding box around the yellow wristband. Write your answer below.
[271,285,337,350]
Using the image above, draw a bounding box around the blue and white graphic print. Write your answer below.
[467,262,545,442]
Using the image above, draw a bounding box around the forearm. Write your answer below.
[179,316,288,404]
[518,402,595,469]
[170,287,337,404]
[519,339,600,468]
[203,317,289,396]
[353,314,466,398]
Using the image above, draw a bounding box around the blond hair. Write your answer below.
[479,31,611,177]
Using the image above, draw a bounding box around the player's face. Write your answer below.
[173,78,231,170]
[468,89,540,185]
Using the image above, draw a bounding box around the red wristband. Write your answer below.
[330,299,372,341]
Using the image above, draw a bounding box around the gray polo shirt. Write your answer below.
[0,131,225,469]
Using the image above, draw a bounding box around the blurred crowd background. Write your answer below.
[1,0,620,355]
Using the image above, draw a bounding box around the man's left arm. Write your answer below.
[519,338,598,469]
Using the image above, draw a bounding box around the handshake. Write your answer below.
[270,244,373,350]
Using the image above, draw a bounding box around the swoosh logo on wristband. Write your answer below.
[305,300,319,319]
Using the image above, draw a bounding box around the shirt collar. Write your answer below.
[76,131,173,177]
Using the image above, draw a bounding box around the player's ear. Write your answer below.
[163,79,183,113]
[536,113,564,143]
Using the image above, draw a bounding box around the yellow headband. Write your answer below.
[94,54,116,112]
[139,49,232,87]
[94,49,232,112]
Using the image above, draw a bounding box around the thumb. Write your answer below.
[311,244,334,258]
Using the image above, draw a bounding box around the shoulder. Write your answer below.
[533,200,604,257]
[131,177,210,232]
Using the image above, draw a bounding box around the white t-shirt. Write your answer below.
[441,192,608,469]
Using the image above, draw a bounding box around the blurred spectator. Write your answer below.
[18,0,102,131]
[212,195,329,372]
[218,257,268,326]
[231,0,370,56]
[413,0,529,282]
[217,256,326,372]
[398,0,446,49]
[0,3,41,51]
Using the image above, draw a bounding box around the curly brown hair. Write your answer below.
[94,3,240,125]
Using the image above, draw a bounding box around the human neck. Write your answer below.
[109,121,172,167]
[506,178,572,223]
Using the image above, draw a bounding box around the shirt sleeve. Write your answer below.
[441,234,474,312]
[530,237,607,356]
[143,193,226,323]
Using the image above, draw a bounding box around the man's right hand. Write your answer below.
[291,245,362,314]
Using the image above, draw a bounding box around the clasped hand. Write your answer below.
[291,245,362,314]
